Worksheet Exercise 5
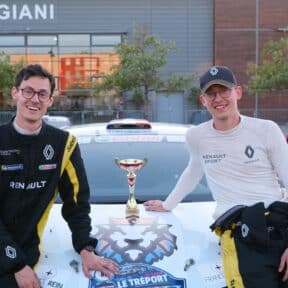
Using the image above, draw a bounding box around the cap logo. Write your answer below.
[210,67,218,76]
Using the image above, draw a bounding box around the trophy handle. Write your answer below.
[142,158,148,167]
[114,158,120,168]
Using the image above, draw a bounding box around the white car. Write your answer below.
[37,119,226,288]
[42,115,71,129]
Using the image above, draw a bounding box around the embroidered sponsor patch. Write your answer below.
[10,180,47,190]
[67,135,76,152]
[5,246,16,259]
[38,164,57,170]
[43,144,54,160]
[0,149,21,156]
[1,164,23,171]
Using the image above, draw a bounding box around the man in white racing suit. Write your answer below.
[144,66,288,287]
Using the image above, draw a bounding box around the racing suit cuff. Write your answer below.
[12,262,27,274]
[75,237,98,254]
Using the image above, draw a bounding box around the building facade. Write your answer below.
[0,1,287,122]
[215,0,288,121]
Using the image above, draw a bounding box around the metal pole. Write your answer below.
[254,0,259,118]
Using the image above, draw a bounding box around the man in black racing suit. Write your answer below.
[0,64,118,287]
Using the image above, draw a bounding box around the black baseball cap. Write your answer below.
[200,66,237,93]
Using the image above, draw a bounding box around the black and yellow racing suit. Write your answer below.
[211,202,288,288]
[0,121,97,277]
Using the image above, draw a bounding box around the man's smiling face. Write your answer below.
[12,76,54,130]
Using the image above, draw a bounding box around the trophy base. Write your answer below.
[126,207,139,216]
[125,213,139,224]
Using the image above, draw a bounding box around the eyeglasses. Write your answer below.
[19,87,51,102]
[204,86,233,101]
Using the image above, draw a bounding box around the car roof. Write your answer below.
[43,115,71,128]
[66,118,191,136]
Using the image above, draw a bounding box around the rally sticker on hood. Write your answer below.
[89,263,186,288]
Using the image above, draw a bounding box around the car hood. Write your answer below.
[36,201,226,288]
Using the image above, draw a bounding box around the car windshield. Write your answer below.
[71,123,212,204]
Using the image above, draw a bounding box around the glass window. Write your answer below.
[59,34,89,46]
[59,47,90,54]
[0,47,25,55]
[92,35,122,46]
[91,47,115,53]
[28,35,57,46]
[26,47,59,76]
[27,47,58,55]
[0,36,24,46]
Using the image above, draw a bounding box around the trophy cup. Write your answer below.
[115,158,148,215]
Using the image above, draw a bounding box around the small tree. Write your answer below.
[93,24,197,117]
[247,36,288,93]
[0,53,25,108]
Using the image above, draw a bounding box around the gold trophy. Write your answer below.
[115,158,148,215]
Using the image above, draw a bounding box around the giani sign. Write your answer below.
[0,4,54,20]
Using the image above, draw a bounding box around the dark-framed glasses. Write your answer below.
[204,86,233,101]
[19,87,51,102]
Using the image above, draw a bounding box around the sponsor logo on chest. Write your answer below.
[10,180,47,190]
[202,153,226,164]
